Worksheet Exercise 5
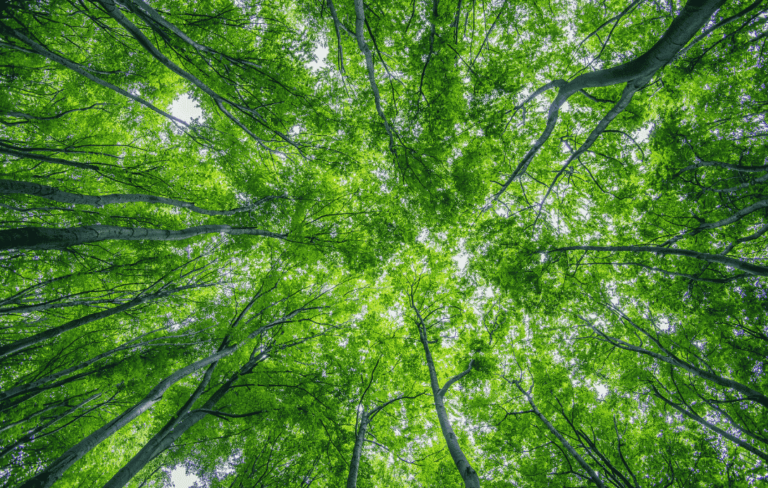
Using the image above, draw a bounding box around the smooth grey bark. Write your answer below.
[0,179,284,217]
[18,304,302,488]
[101,357,223,488]
[506,378,605,488]
[123,0,219,55]
[580,313,768,409]
[105,328,334,488]
[17,349,233,488]
[346,413,369,488]
[326,0,347,73]
[491,0,728,201]
[547,245,768,277]
[116,0,299,149]
[675,0,767,59]
[532,81,645,224]
[662,198,768,246]
[0,283,208,360]
[554,402,639,488]
[0,224,286,251]
[412,304,479,488]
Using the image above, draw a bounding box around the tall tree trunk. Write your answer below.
[103,350,270,488]
[346,413,369,488]
[18,307,297,488]
[651,385,768,463]
[431,393,480,488]
[491,0,728,199]
[17,346,236,488]
[101,362,220,488]
[344,391,422,488]
[415,314,480,488]
[549,245,768,277]
[0,224,285,251]
[352,0,396,155]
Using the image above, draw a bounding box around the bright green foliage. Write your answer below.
[1,0,766,486]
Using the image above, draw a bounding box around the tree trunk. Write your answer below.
[651,386,768,463]
[17,346,237,488]
[18,309,292,488]
[101,362,220,488]
[346,413,369,488]
[103,350,270,488]
[0,224,285,251]
[432,393,480,488]
[493,0,727,197]
[352,0,395,154]
[415,318,480,488]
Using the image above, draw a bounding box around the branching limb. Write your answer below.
[487,0,727,206]
[650,384,768,462]
[502,376,605,488]
[326,0,348,73]
[662,198,768,246]
[438,359,473,397]
[547,245,768,277]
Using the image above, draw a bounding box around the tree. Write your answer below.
[2,0,766,486]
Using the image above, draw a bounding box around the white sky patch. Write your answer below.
[658,316,671,331]
[594,383,608,399]
[170,466,200,488]
[452,238,469,271]
[308,44,329,71]
[636,126,651,143]
[170,94,202,123]
[453,253,469,270]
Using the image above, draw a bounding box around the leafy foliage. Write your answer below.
[1,0,766,486]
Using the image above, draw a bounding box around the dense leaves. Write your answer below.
[1,0,766,486]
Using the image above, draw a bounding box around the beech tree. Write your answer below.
[1,0,766,486]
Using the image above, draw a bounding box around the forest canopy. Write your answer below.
[0,0,766,486]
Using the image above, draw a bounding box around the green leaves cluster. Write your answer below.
[1,0,767,486]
